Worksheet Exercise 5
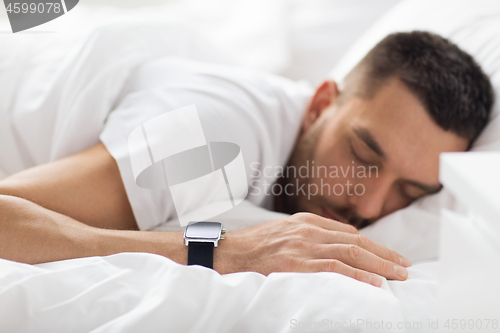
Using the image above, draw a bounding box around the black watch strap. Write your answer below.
[187,241,214,269]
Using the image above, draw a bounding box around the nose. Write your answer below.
[348,175,392,220]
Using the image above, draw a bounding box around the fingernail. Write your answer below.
[394,265,408,279]
[399,256,411,267]
[369,275,383,287]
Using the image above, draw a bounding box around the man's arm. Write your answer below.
[0,143,410,286]
[0,143,188,264]
[0,143,138,230]
[0,194,187,264]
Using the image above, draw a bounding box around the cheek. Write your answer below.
[384,193,413,216]
[372,178,414,215]
[313,126,351,169]
[310,139,361,201]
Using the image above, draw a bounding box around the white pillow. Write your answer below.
[328,0,500,263]
[279,0,402,85]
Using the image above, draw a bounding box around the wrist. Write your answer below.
[164,231,188,266]
[97,229,188,265]
[213,232,241,274]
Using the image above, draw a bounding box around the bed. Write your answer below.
[0,0,499,332]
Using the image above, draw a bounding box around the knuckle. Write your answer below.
[356,234,369,248]
[280,218,295,229]
[282,256,303,271]
[388,250,401,264]
[347,224,358,234]
[288,238,307,249]
[295,224,314,237]
[329,230,340,240]
[292,212,316,222]
[353,269,366,282]
[327,259,342,272]
[377,259,390,273]
[348,245,361,261]
[290,212,306,220]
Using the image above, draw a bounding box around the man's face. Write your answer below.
[281,77,469,228]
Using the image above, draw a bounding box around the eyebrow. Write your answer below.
[353,127,386,159]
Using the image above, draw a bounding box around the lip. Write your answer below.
[320,206,346,224]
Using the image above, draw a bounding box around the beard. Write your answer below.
[276,116,371,229]
[277,118,324,215]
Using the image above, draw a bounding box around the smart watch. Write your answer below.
[184,221,225,269]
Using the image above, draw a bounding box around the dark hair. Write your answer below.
[341,31,494,144]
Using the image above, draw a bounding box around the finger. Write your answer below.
[291,212,358,234]
[303,259,383,287]
[315,244,408,281]
[313,231,411,267]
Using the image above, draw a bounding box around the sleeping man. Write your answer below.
[0,31,493,287]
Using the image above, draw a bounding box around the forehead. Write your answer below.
[338,78,468,182]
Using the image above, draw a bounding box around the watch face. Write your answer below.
[185,222,222,240]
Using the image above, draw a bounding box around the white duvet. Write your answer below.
[0,16,440,333]
[1,252,438,333]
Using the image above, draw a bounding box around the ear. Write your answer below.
[302,80,340,131]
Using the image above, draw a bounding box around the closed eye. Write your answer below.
[397,182,427,201]
[349,142,372,165]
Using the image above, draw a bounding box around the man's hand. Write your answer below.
[215,212,411,287]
